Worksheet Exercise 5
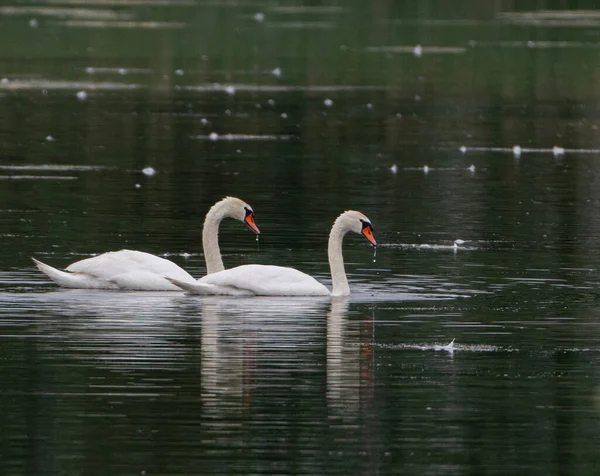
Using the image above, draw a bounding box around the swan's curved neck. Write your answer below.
[328,219,350,296]
[202,201,229,274]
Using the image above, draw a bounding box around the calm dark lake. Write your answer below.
[2,2,600,475]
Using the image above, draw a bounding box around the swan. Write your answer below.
[32,196,260,291]
[167,210,376,296]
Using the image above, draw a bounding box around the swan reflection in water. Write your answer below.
[6,288,376,425]
[327,298,375,419]
[199,296,329,411]
[199,296,375,422]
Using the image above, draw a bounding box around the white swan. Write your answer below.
[32,196,260,291]
[167,210,376,296]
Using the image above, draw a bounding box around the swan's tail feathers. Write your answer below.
[165,277,212,295]
[32,257,79,288]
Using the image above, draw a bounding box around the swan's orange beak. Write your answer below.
[362,224,376,246]
[244,211,260,234]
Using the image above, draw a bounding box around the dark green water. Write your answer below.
[2,2,600,475]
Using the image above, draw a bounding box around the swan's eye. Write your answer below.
[361,220,373,231]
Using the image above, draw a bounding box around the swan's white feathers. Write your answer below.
[219,196,253,218]
[170,264,330,296]
[107,270,186,291]
[66,250,195,283]
[33,251,196,291]
[166,277,255,296]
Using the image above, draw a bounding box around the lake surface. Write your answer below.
[2,2,600,475]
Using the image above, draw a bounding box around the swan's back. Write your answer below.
[67,250,195,282]
[197,264,330,296]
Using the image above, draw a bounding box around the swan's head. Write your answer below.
[337,210,376,246]
[222,196,260,234]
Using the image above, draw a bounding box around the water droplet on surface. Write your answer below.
[142,167,155,176]
[272,67,281,77]
[323,98,333,107]
[373,247,377,263]
[76,90,87,101]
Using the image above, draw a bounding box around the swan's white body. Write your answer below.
[170,264,330,296]
[32,197,259,291]
[168,210,376,297]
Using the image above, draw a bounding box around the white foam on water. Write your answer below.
[0,79,140,92]
[0,165,111,171]
[0,175,77,180]
[470,39,600,48]
[192,133,293,141]
[265,21,335,29]
[0,6,121,21]
[496,11,600,28]
[379,242,478,252]
[458,146,600,155]
[366,45,466,54]
[374,341,505,353]
[183,84,387,93]
[266,6,346,14]
[85,66,152,75]
[59,20,186,29]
